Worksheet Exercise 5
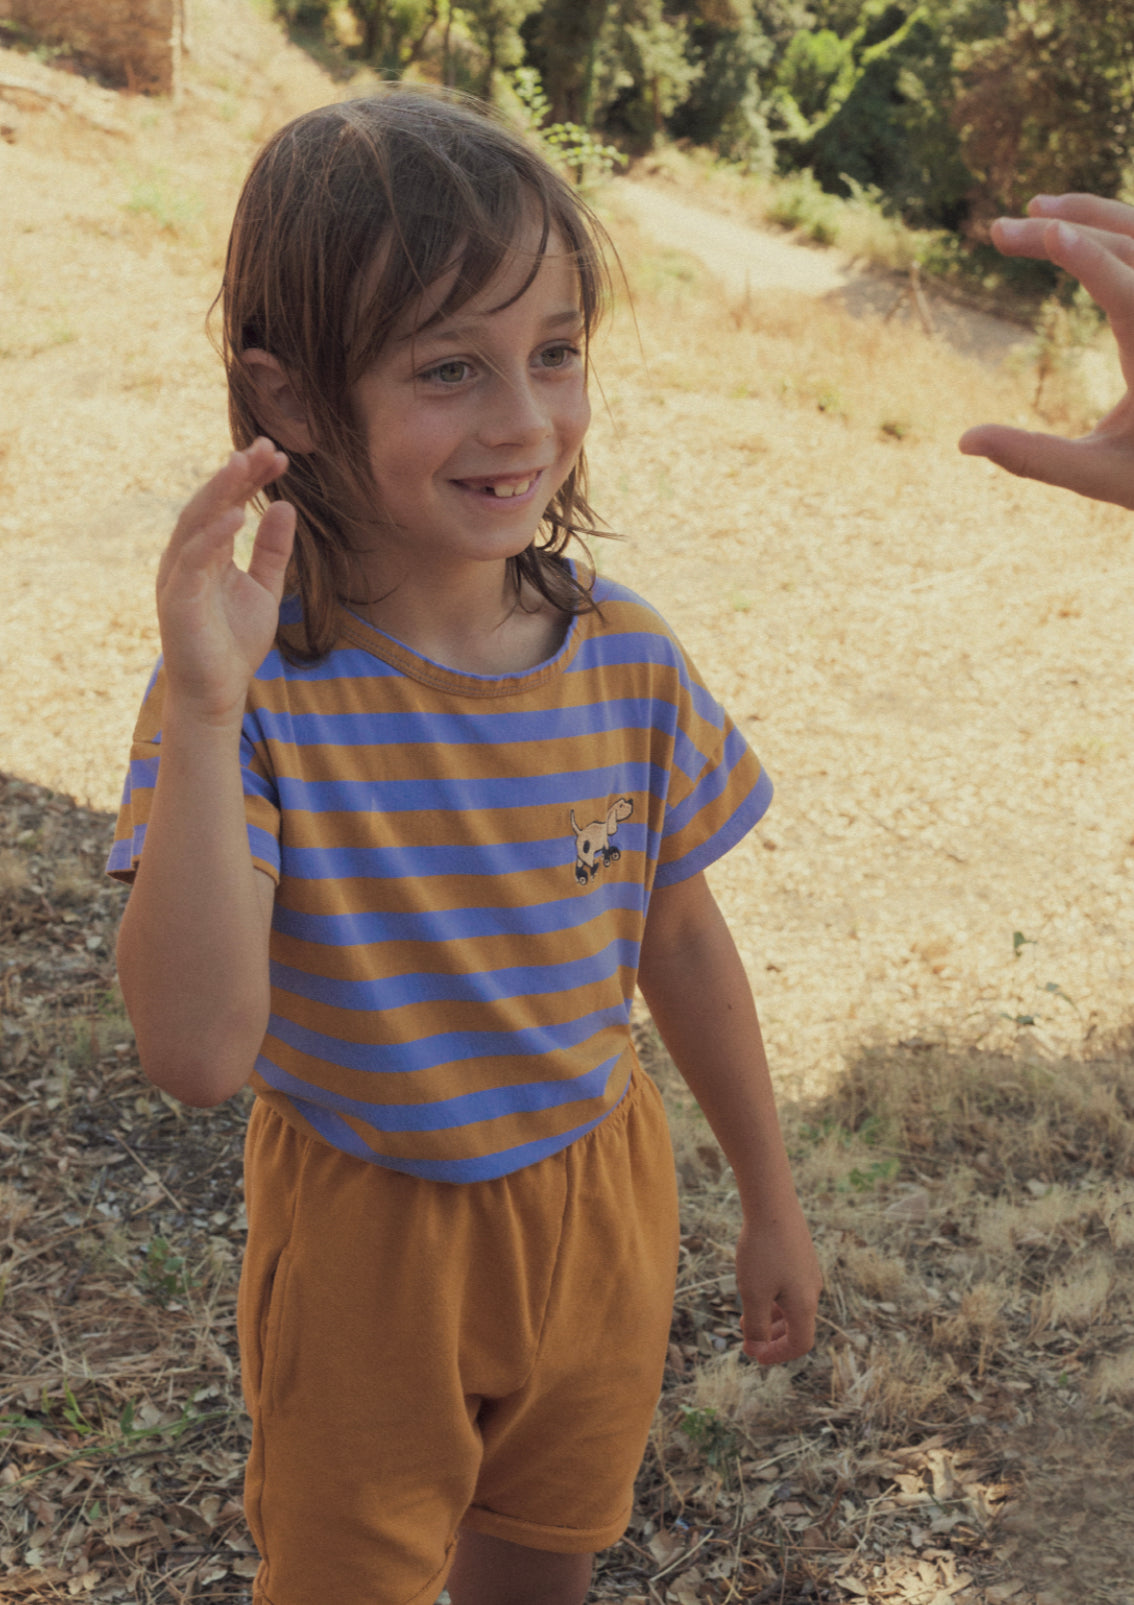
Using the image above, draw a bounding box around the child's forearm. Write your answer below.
[638,871,821,1362]
[638,881,796,1218]
[116,703,274,1107]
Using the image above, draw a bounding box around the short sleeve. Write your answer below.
[105,660,283,885]
[652,650,773,889]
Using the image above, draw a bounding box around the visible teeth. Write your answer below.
[488,477,533,498]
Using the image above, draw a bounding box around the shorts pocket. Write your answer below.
[258,1249,293,1418]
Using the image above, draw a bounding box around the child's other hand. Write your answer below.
[157,438,296,724]
[960,193,1134,509]
[735,1206,822,1366]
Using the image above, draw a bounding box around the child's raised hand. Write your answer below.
[960,194,1134,508]
[156,438,296,724]
[735,1206,822,1367]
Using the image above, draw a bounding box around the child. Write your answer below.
[108,89,821,1605]
[961,192,1134,507]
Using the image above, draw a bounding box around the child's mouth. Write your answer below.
[458,474,539,499]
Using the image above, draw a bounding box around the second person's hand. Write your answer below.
[959,193,1134,508]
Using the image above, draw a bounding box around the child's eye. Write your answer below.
[423,359,473,385]
[539,343,579,370]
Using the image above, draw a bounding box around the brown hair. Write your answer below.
[216,87,613,662]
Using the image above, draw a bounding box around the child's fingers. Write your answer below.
[169,439,289,556]
[742,1298,813,1365]
[245,501,296,601]
[741,1282,818,1365]
[959,425,1134,510]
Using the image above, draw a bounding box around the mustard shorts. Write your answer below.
[238,1059,680,1605]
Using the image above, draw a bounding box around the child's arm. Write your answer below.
[116,440,295,1107]
[960,193,1134,508]
[637,871,821,1364]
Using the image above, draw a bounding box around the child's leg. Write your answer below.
[446,1532,592,1605]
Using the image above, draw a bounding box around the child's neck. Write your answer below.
[351,561,569,678]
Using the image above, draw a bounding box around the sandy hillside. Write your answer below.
[2,7,1133,1106]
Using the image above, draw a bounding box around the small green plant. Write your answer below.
[841,1157,901,1193]
[0,1397,232,1485]
[511,69,626,190]
[1013,930,1036,958]
[61,1382,96,1436]
[1042,980,1081,1017]
[139,1236,198,1305]
[678,1405,741,1468]
[765,169,841,247]
[125,171,203,236]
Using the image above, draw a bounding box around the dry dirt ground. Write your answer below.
[3,6,1134,1603]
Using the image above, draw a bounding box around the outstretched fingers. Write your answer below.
[993,218,1134,360]
[959,423,1134,511]
[1028,192,1134,240]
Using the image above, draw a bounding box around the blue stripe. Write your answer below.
[274,1075,630,1182]
[571,623,724,727]
[106,834,139,876]
[665,729,754,835]
[256,1053,619,1132]
[567,632,675,674]
[248,823,281,872]
[275,762,667,816]
[127,754,159,790]
[269,938,637,1011]
[654,768,773,887]
[251,696,687,749]
[253,642,404,685]
[265,1002,628,1077]
[272,883,645,946]
[278,838,565,881]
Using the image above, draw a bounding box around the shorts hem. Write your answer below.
[460,1501,631,1555]
[252,1549,453,1605]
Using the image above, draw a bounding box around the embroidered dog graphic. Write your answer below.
[570,797,634,886]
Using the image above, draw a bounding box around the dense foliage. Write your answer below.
[277,0,1134,236]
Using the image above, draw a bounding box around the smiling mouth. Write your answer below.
[457,474,540,499]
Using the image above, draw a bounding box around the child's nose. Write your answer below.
[476,375,551,448]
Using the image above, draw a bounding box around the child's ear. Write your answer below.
[240,349,316,454]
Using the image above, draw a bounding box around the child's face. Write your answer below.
[351,219,590,583]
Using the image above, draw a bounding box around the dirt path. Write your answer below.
[613,179,857,298]
[612,177,1034,367]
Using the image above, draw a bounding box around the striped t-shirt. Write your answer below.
[108,575,772,1182]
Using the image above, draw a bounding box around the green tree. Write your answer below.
[274,0,442,74]
[524,0,611,125]
[460,0,542,98]
[782,1,989,228]
[669,0,778,167]
[776,25,854,123]
[954,0,1134,227]
[592,0,704,149]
